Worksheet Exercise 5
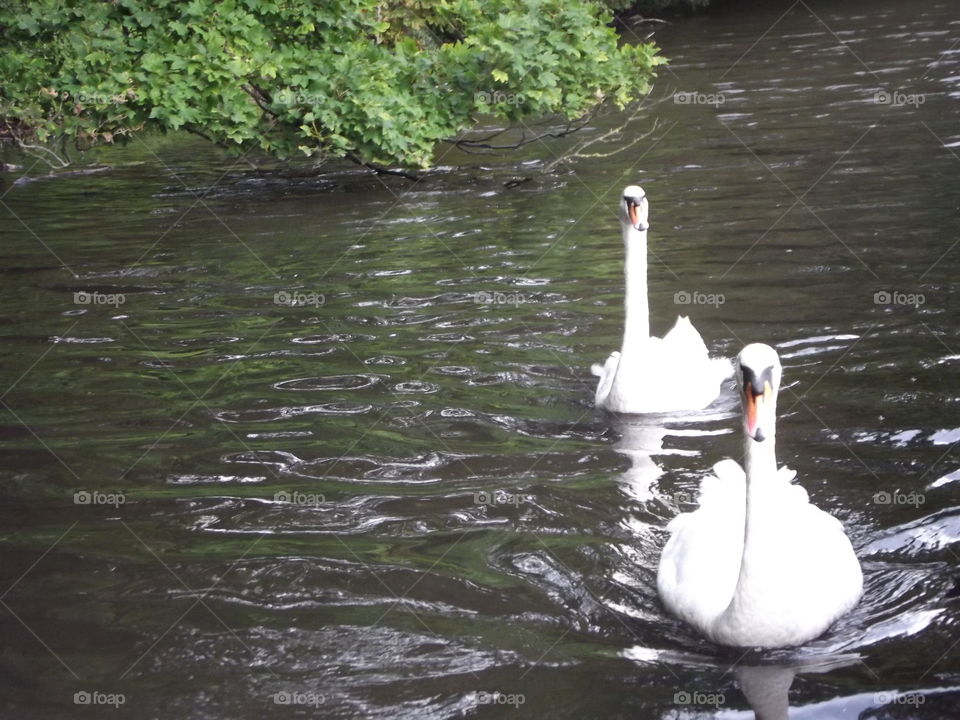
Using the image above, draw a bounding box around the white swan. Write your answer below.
[592,185,730,414]
[656,343,863,647]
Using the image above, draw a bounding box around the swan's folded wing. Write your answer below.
[711,355,735,381]
[697,458,745,508]
[665,459,744,535]
[659,459,745,624]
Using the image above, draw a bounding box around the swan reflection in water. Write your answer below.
[611,412,731,503]
[623,650,861,719]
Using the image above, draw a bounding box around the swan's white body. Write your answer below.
[657,344,863,648]
[593,186,730,414]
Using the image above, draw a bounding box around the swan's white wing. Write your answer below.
[658,460,746,630]
[592,351,620,406]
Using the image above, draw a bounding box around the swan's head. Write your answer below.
[620,185,649,232]
[737,343,781,443]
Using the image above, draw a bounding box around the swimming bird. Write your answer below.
[656,343,863,647]
[592,185,730,414]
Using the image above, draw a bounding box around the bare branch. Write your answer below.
[242,83,279,118]
[448,111,596,154]
[9,132,71,169]
[345,151,422,181]
[541,91,671,172]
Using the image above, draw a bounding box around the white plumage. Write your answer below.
[656,343,863,647]
[593,186,730,414]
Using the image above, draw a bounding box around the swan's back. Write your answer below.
[598,317,731,414]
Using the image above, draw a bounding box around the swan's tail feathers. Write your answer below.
[593,351,620,406]
[663,315,710,357]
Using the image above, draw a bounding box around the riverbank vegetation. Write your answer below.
[1,0,666,172]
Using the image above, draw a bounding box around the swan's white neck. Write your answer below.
[717,432,779,631]
[621,223,649,355]
[744,432,778,481]
[741,433,778,558]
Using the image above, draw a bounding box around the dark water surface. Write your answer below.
[2,0,960,717]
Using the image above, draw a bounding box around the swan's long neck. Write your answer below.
[733,432,778,591]
[621,223,649,354]
[714,430,779,636]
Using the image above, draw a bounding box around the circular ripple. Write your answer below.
[273,374,383,391]
[393,381,439,394]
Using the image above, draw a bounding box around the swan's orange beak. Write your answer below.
[624,197,648,231]
[744,381,772,442]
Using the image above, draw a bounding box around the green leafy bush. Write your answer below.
[0,0,663,169]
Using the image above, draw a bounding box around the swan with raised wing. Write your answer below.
[592,185,730,414]
[656,343,862,647]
